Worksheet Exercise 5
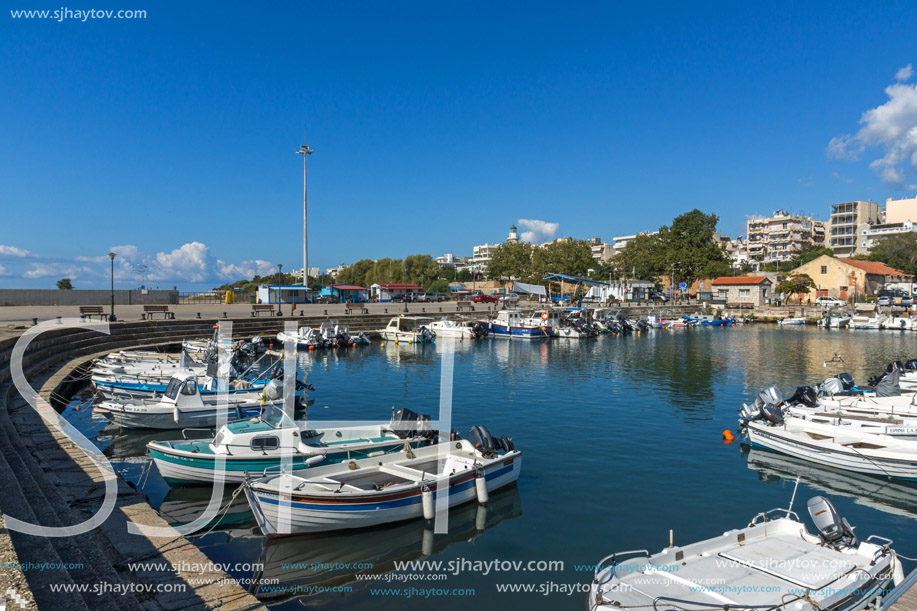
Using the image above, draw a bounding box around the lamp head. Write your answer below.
[108,252,116,260]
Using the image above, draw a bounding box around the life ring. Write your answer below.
[541,311,549,321]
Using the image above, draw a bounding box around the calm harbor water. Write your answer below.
[65,325,917,609]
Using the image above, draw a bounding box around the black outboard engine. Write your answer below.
[836,373,855,391]
[759,403,784,424]
[787,385,818,407]
[391,408,433,439]
[419,326,435,342]
[468,425,514,458]
[905,359,917,372]
[807,496,857,548]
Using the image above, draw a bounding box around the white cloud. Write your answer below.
[896,64,913,82]
[827,69,917,190]
[797,176,814,187]
[831,171,853,184]
[517,219,559,244]
[0,264,6,275]
[152,242,211,283]
[23,262,97,279]
[216,259,276,280]
[0,245,32,258]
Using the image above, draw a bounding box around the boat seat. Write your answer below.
[719,535,856,589]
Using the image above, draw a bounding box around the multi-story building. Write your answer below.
[746,210,825,263]
[885,196,917,224]
[611,231,658,256]
[856,220,917,253]
[827,200,883,257]
[470,225,520,273]
[588,237,613,263]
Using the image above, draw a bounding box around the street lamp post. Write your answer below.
[108,252,117,322]
[296,143,314,288]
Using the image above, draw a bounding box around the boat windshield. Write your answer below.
[259,405,295,429]
[164,378,181,400]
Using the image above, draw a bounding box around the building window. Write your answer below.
[839,286,848,292]
[739,289,751,297]
[820,266,827,274]
[718,289,728,299]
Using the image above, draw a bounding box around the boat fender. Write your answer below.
[422,528,435,556]
[421,486,434,521]
[475,467,488,505]
[305,455,325,467]
[348,460,357,470]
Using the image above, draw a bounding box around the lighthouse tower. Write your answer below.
[507,224,519,244]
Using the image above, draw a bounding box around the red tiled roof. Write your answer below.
[332,285,367,290]
[711,276,771,286]
[843,259,913,278]
[375,283,421,289]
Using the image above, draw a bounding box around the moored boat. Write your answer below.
[244,426,521,536]
[588,496,904,611]
[483,309,551,339]
[379,315,436,343]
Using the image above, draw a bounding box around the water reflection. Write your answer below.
[744,446,917,519]
[248,487,523,604]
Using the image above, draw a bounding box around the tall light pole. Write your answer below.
[108,252,116,321]
[296,143,314,288]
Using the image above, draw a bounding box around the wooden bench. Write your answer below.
[726,302,755,310]
[345,304,369,314]
[79,305,105,320]
[455,301,475,311]
[251,304,276,317]
[143,305,174,319]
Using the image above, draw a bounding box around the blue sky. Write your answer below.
[3,1,917,288]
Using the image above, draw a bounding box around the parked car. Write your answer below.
[649,292,669,303]
[414,293,433,303]
[473,294,499,303]
[498,292,520,304]
[815,296,846,306]
[877,296,891,306]
[902,295,914,306]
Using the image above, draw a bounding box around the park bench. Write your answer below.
[143,305,174,319]
[251,304,276,317]
[726,302,755,310]
[455,301,475,311]
[345,304,369,314]
[79,305,105,321]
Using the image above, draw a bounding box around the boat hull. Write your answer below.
[246,455,522,536]
[485,322,551,339]
[746,422,917,481]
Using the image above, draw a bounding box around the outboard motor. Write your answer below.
[807,496,857,548]
[390,408,433,439]
[836,373,855,391]
[419,326,435,342]
[905,359,917,372]
[756,386,784,409]
[787,385,818,407]
[263,378,284,401]
[468,425,514,458]
[759,403,784,425]
[819,377,845,396]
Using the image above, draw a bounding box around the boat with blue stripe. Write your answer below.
[244,426,521,536]
[481,309,552,339]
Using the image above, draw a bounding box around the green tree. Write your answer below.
[427,278,451,293]
[589,262,619,282]
[487,242,535,280]
[775,273,816,302]
[455,268,473,281]
[56,278,73,290]
[614,233,667,280]
[867,233,917,276]
[661,209,731,283]
[533,239,594,278]
[336,259,375,287]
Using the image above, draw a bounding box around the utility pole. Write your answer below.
[296,142,314,288]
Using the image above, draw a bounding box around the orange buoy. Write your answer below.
[722,430,735,443]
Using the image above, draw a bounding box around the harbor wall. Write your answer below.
[0,289,178,306]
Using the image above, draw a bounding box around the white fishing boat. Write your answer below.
[148,406,435,485]
[778,317,806,325]
[95,372,304,429]
[881,316,915,330]
[742,414,917,480]
[428,319,488,339]
[589,495,904,611]
[645,314,673,328]
[521,309,560,335]
[818,314,852,328]
[379,315,436,343]
[276,325,324,349]
[244,426,521,536]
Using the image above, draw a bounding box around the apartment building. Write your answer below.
[827,200,883,257]
[746,210,825,263]
[588,237,614,263]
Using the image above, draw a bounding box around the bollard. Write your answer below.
[56,316,62,324]
[223,311,227,319]
[422,307,425,313]
[141,313,146,320]
[324,309,328,316]
[385,308,388,314]
[196,312,201,319]
[31,318,38,326]
[299,310,304,316]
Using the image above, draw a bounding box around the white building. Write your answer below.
[588,237,613,262]
[470,224,521,273]
[611,231,658,255]
[827,200,882,257]
[857,220,917,253]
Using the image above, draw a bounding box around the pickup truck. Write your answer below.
[473,294,499,303]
